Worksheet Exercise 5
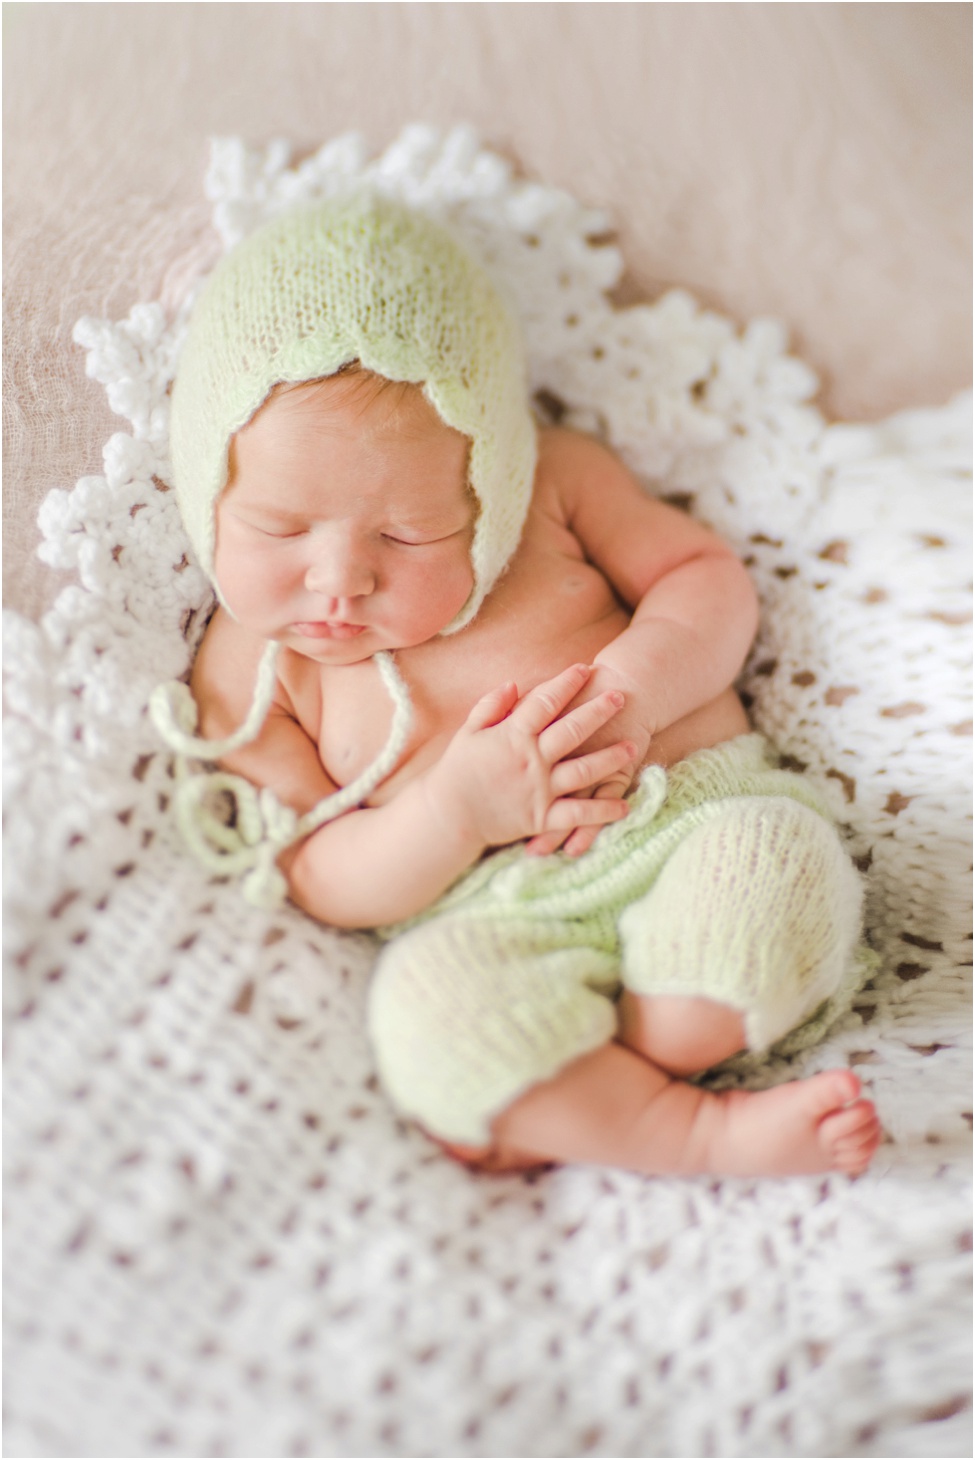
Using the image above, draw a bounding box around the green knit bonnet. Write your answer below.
[169,192,537,631]
[151,194,538,908]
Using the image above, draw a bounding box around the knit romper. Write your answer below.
[368,733,873,1145]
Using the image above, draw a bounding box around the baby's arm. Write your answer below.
[192,623,631,928]
[562,430,758,730]
[287,664,632,926]
[529,430,759,853]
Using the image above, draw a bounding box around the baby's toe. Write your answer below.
[822,1100,882,1173]
[837,1134,880,1175]
[425,1129,554,1175]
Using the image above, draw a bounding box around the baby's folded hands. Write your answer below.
[429,663,636,853]
[522,661,656,860]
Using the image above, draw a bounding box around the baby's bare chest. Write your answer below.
[287,541,630,804]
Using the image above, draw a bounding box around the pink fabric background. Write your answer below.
[4,2,971,619]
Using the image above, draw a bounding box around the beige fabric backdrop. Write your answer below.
[3,1,971,620]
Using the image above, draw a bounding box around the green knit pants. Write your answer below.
[368,735,871,1144]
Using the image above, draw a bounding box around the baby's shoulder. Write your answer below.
[535,424,623,484]
[533,426,643,520]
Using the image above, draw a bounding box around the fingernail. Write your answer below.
[608,691,625,707]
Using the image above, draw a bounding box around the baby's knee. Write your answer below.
[618,991,747,1076]
[619,794,866,1055]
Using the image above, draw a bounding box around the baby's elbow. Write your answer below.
[287,877,367,932]
[284,834,385,932]
[283,837,341,926]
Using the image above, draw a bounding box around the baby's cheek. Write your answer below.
[216,541,291,614]
[422,554,473,617]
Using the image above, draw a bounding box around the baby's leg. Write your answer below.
[368,912,621,1158]
[479,790,883,1176]
[617,992,748,1076]
[368,911,772,1179]
[618,795,868,1066]
[370,789,882,1177]
[488,1043,879,1177]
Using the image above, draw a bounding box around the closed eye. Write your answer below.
[381,526,468,547]
[233,517,307,539]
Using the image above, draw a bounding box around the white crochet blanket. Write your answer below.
[4,128,972,1459]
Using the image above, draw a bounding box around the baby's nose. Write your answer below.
[304,538,375,598]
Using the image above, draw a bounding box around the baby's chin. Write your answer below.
[283,634,380,666]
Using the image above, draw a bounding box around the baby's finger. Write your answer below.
[550,741,636,796]
[525,828,572,857]
[464,680,519,732]
[562,825,602,858]
[562,780,631,856]
[512,663,593,734]
[544,795,629,833]
[538,688,625,761]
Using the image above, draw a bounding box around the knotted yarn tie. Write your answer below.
[148,640,283,759]
[150,645,414,909]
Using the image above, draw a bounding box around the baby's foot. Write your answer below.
[703,1069,881,1177]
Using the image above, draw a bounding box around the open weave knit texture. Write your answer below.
[4,128,972,1458]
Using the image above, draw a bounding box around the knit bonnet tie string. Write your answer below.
[149,645,414,909]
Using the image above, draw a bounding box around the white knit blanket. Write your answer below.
[4,129,972,1459]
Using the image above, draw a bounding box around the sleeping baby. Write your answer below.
[154,194,881,1178]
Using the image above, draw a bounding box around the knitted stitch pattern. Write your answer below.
[4,129,972,1459]
[170,193,536,633]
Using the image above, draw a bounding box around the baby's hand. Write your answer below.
[524,664,654,859]
[429,663,636,853]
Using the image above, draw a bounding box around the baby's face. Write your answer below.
[214,375,475,663]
